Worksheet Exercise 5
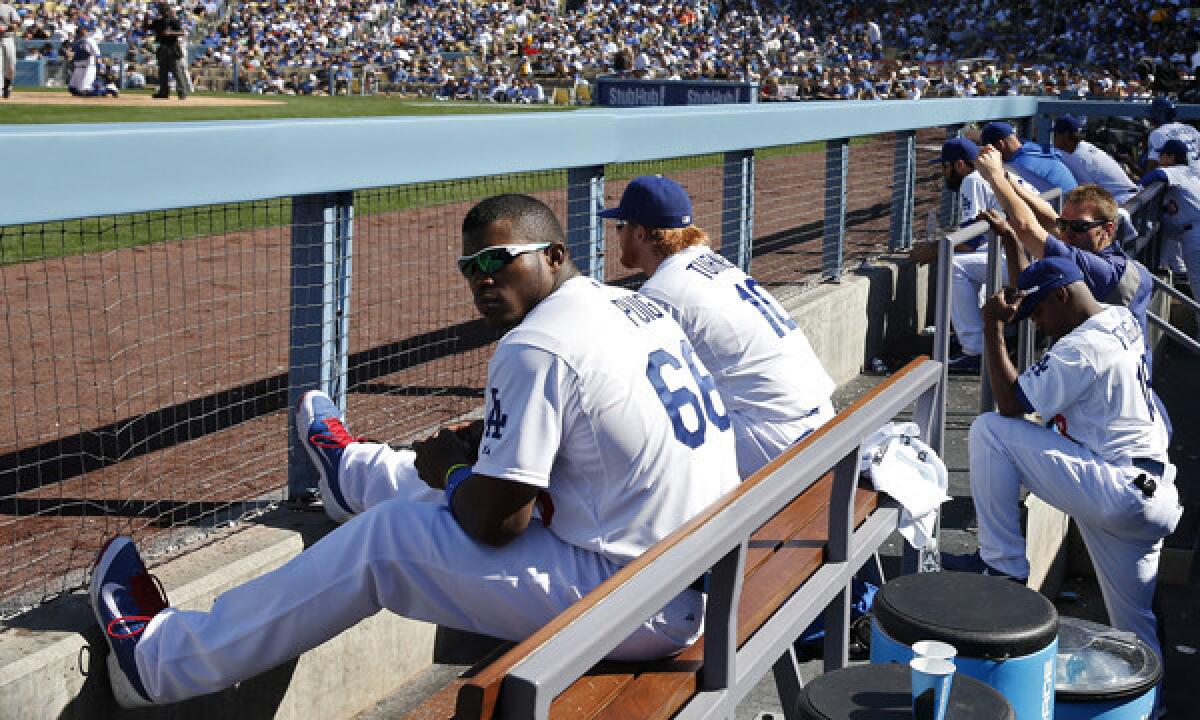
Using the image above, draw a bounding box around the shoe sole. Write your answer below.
[295,391,354,523]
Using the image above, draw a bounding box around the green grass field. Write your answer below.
[2,87,572,124]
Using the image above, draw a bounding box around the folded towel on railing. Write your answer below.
[858,422,949,551]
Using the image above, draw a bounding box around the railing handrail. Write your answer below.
[492,357,942,718]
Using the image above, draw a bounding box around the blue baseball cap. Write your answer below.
[599,176,693,228]
[931,137,979,165]
[1011,257,1085,323]
[1053,115,1084,133]
[1160,138,1190,160]
[1150,96,1177,124]
[980,121,1015,148]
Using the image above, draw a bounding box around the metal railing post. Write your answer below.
[890,130,917,251]
[721,150,755,272]
[566,166,605,280]
[822,450,860,672]
[288,191,354,500]
[823,139,849,279]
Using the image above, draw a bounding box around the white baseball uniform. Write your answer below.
[949,171,1024,356]
[130,276,739,703]
[1146,165,1200,334]
[0,3,18,89]
[970,306,1181,658]
[69,35,100,95]
[1058,140,1138,205]
[1148,123,1200,173]
[638,245,835,478]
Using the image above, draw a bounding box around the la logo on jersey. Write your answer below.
[485,387,508,439]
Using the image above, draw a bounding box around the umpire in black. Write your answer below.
[148,1,187,99]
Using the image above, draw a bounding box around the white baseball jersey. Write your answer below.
[1059,140,1138,204]
[638,245,835,476]
[1017,305,1167,465]
[958,170,1030,226]
[475,275,739,564]
[1148,123,1200,173]
[1150,165,1200,235]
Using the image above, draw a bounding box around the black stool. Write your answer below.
[794,663,1015,719]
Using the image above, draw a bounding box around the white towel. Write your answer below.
[859,422,949,550]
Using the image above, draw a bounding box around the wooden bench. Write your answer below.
[404,357,942,720]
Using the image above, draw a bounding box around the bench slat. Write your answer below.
[453,358,928,720]
[586,489,876,720]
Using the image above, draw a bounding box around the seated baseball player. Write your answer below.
[963,256,1181,665]
[909,137,1032,373]
[89,194,739,708]
[598,175,835,479]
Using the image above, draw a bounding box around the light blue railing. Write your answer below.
[0,97,1194,613]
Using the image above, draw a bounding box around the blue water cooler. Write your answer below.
[1055,616,1161,719]
[869,573,1059,720]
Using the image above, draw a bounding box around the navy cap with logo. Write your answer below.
[931,137,979,165]
[599,176,693,228]
[1052,115,1084,134]
[1011,256,1085,323]
[980,121,1015,148]
[1160,138,1190,161]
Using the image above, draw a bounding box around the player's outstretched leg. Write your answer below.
[296,390,362,523]
[90,536,168,709]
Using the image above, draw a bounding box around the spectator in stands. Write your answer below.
[980,121,1078,194]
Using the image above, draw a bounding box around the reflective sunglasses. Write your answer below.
[1055,217,1109,234]
[457,242,551,278]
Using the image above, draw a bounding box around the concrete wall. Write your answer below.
[0,256,924,720]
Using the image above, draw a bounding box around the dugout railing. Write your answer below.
[0,97,1196,617]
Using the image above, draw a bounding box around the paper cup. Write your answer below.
[912,639,957,665]
[911,656,955,720]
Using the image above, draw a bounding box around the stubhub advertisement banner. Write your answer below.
[595,77,757,106]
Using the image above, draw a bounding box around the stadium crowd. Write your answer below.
[5,0,1200,100]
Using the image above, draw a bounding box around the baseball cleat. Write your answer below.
[90,536,168,708]
[946,353,981,375]
[296,390,361,523]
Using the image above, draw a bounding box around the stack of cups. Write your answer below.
[911,640,957,720]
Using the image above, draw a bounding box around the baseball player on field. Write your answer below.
[961,255,1181,673]
[68,26,100,97]
[1141,138,1200,338]
[89,194,738,707]
[910,137,1033,373]
[598,175,835,479]
[0,1,18,99]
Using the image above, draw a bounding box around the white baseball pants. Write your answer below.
[133,443,705,703]
[69,62,95,94]
[950,248,1007,356]
[732,399,835,479]
[969,413,1181,659]
[1,36,15,82]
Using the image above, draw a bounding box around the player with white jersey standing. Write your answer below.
[1146,97,1200,174]
[0,1,18,99]
[1052,115,1139,204]
[599,175,835,479]
[89,193,739,707]
[961,256,1181,667]
[1142,138,1200,337]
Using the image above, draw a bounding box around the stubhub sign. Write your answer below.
[595,78,757,107]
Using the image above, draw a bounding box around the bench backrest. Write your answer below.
[454,356,944,719]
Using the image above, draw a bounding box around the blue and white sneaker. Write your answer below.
[296,390,361,523]
[90,536,168,708]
